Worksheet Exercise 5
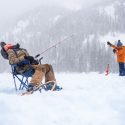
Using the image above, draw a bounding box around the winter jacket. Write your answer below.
[7,48,29,64]
[111,45,125,62]
[6,48,30,73]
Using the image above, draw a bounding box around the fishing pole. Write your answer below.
[35,34,74,58]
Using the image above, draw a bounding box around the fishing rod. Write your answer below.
[35,34,74,58]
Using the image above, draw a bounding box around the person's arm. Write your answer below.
[113,46,125,56]
[107,41,122,50]
[107,41,112,46]
[111,45,122,50]
[114,48,124,56]
[6,49,20,64]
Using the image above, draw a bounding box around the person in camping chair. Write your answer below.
[0,42,58,91]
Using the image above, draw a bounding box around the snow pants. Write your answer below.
[30,64,56,86]
[119,62,125,76]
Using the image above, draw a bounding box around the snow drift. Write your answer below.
[0,72,125,125]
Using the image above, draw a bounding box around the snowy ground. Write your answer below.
[0,72,125,125]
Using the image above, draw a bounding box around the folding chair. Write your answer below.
[11,59,34,91]
[10,57,62,92]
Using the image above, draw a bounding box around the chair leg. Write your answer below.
[13,74,18,91]
[15,75,28,90]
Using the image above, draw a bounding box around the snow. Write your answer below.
[99,5,115,20]
[13,20,30,35]
[104,5,115,20]
[53,15,61,22]
[0,72,125,125]
[99,32,125,50]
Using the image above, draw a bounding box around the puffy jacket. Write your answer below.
[111,45,125,62]
[6,48,29,64]
[6,48,30,73]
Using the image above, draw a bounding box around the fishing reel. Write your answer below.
[36,56,43,64]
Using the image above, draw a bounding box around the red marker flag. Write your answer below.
[105,64,110,76]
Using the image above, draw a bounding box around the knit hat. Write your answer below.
[0,42,6,48]
[117,40,123,47]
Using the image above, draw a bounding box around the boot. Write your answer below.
[44,81,62,91]
[27,83,34,92]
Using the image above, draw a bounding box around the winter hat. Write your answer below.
[117,40,123,47]
[0,42,6,48]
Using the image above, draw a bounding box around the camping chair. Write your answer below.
[10,57,62,92]
[11,59,35,91]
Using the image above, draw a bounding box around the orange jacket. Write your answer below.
[111,45,125,62]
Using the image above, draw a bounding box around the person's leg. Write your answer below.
[44,64,56,83]
[30,65,46,86]
[119,63,124,76]
[30,64,56,85]
[119,63,122,76]
[122,63,125,76]
[43,64,58,91]
[28,64,56,91]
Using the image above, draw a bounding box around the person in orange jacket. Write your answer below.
[107,40,125,76]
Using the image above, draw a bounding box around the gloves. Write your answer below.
[24,56,34,61]
[24,56,39,65]
[113,49,116,53]
[107,41,112,46]
[13,43,20,49]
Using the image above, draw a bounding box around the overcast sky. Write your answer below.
[0,0,101,17]
[0,0,102,29]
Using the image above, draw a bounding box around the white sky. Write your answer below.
[0,0,101,28]
[0,0,101,17]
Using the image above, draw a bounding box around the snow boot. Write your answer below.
[44,81,62,91]
[27,83,34,92]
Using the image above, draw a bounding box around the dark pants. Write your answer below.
[119,62,125,76]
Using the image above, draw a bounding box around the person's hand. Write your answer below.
[107,41,112,46]
[113,49,116,53]
[24,56,39,65]
[24,56,34,60]
[13,43,20,49]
